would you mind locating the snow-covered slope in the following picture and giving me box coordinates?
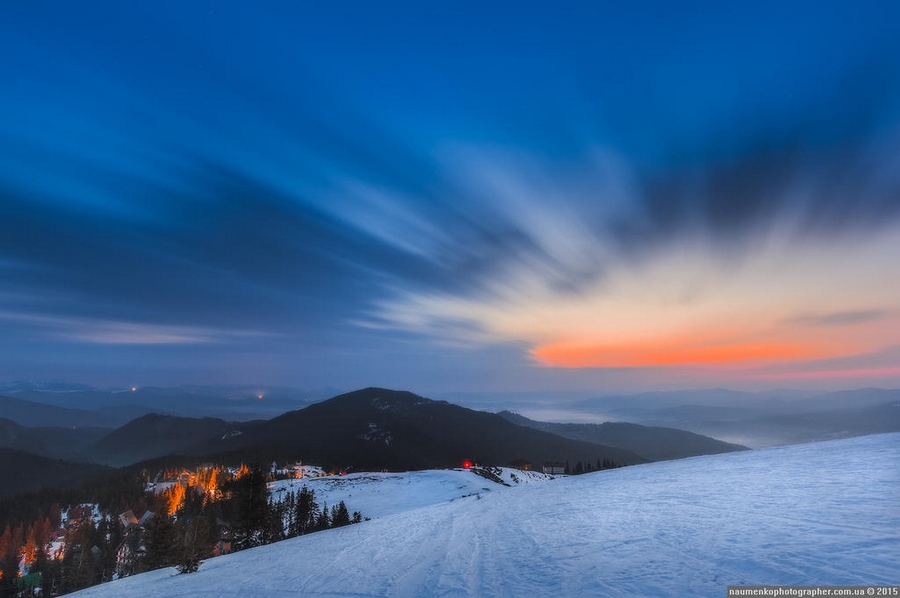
[268,466,554,520]
[72,434,899,598]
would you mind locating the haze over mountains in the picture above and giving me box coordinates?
[189,388,648,471]
[4,381,900,447]
[0,381,337,425]
[2,389,650,473]
[497,411,746,461]
[1,383,898,499]
[447,387,900,448]
[562,388,900,447]
[0,387,756,497]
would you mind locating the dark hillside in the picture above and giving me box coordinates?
[89,413,239,467]
[0,394,135,428]
[0,448,112,497]
[498,411,748,461]
[0,418,109,460]
[197,388,645,470]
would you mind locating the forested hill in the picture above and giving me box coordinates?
[0,448,111,497]
[498,411,747,461]
[197,387,646,470]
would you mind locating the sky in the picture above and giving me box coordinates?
[1,2,899,395]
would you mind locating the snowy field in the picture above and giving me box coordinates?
[268,466,555,520]
[71,433,899,598]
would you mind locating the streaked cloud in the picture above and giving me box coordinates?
[791,310,892,327]
[0,2,897,390]
[0,311,268,345]
[372,155,900,375]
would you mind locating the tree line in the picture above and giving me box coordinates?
[0,463,364,597]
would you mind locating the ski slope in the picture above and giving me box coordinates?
[268,466,555,519]
[72,433,900,598]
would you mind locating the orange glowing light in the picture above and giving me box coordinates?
[532,339,829,368]
[131,387,137,392]
[164,483,187,515]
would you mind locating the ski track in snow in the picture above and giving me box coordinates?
[71,433,900,598]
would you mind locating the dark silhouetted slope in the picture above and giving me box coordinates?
[0,418,109,460]
[497,411,748,461]
[198,388,646,470]
[0,394,134,428]
[0,448,112,497]
[89,413,239,467]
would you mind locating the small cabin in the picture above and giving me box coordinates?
[509,459,532,471]
[542,461,566,475]
[67,505,93,526]
[119,510,139,529]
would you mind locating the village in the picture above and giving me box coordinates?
[0,461,332,596]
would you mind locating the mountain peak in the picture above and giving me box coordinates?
[203,387,645,471]
[327,388,444,412]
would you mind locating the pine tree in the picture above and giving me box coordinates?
[293,487,318,536]
[283,491,296,538]
[262,498,285,544]
[227,463,269,550]
[73,542,97,590]
[59,519,100,592]
[23,525,38,566]
[330,502,351,528]
[177,517,209,574]
[315,503,330,531]
[0,525,12,564]
[144,515,180,570]
[95,515,119,583]
[0,529,18,598]
[35,548,57,597]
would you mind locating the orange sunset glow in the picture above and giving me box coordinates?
[380,224,900,386]
[2,1,898,394]
[532,340,830,369]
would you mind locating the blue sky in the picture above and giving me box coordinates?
[1,2,899,393]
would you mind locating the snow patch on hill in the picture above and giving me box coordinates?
[268,467,554,519]
[70,433,900,598]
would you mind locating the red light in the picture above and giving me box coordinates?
[462,460,473,469]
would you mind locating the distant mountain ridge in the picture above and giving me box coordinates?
[2,389,652,470]
[497,411,747,461]
[451,388,900,448]
[0,394,138,428]
[0,380,97,393]
[587,389,900,447]
[1,382,338,421]
[192,388,647,471]
[0,448,112,497]
[7,383,900,448]
[87,414,242,467]
[0,417,109,460]
[7,386,898,471]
